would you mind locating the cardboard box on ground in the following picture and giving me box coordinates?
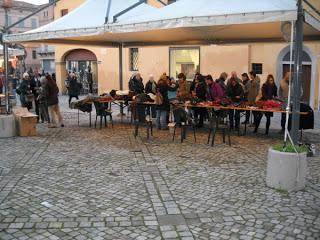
[12,107,38,137]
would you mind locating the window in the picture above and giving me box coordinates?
[32,50,37,59]
[129,48,139,71]
[251,63,263,75]
[31,18,37,29]
[61,9,68,17]
[18,17,24,28]
[170,48,200,80]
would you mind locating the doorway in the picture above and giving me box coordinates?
[283,64,311,103]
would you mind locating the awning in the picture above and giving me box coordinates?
[4,0,158,44]
[0,45,25,56]
[3,0,320,45]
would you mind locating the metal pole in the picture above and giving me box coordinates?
[3,6,10,114]
[3,42,10,113]
[291,0,304,144]
[119,43,124,118]
[119,44,123,90]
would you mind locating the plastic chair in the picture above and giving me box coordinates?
[207,110,231,147]
[172,108,196,143]
[93,101,113,129]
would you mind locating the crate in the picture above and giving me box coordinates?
[17,114,38,137]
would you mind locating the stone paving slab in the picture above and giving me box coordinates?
[0,96,319,239]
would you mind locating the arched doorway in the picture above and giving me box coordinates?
[276,46,317,108]
[64,49,98,94]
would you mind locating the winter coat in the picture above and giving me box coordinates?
[206,82,225,101]
[145,80,157,94]
[279,79,289,101]
[68,77,80,97]
[261,83,277,101]
[178,80,189,98]
[129,76,144,95]
[226,82,244,102]
[195,82,207,101]
[47,80,59,106]
[216,77,227,92]
[247,79,260,103]
[18,80,32,107]
[155,82,170,111]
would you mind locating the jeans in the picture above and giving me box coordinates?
[228,109,240,129]
[39,102,50,123]
[156,110,168,130]
[48,104,64,127]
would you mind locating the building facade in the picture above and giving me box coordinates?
[53,0,320,110]
[0,0,54,73]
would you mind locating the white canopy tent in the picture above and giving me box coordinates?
[4,0,159,45]
[0,45,24,56]
[4,0,320,45]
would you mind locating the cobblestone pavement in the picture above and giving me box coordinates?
[0,96,319,239]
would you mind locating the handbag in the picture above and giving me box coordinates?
[155,90,163,105]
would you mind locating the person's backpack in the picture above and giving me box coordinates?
[155,89,163,105]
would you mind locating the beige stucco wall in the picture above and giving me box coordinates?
[201,45,249,78]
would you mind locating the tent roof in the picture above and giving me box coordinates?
[5,0,158,43]
[4,0,320,45]
[0,45,25,56]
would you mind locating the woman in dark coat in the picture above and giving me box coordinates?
[155,76,170,130]
[68,73,80,105]
[254,74,278,135]
[193,75,207,127]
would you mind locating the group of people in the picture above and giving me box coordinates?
[129,70,291,134]
[17,71,64,128]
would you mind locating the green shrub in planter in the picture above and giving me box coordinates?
[273,144,308,153]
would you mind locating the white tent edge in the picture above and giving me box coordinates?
[4,10,299,43]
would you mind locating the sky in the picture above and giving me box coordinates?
[17,0,49,5]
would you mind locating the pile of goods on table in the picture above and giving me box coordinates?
[194,98,284,111]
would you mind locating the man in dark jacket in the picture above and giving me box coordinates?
[129,73,144,95]
[68,73,80,105]
[46,75,64,128]
[226,78,244,131]
[18,73,33,110]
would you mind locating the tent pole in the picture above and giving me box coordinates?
[119,43,124,116]
[3,42,10,114]
[291,0,304,144]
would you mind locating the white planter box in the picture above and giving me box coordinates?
[266,148,307,192]
[0,114,16,138]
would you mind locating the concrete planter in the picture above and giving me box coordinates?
[0,114,16,138]
[266,148,307,192]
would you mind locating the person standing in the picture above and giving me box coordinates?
[216,72,228,93]
[86,68,93,94]
[192,75,207,127]
[0,69,4,94]
[279,72,291,134]
[68,73,80,105]
[241,73,251,124]
[145,74,157,118]
[226,78,244,131]
[18,73,33,110]
[254,75,278,135]
[129,73,144,95]
[177,73,189,99]
[46,75,64,128]
[155,76,170,130]
[246,71,261,125]
[37,76,50,124]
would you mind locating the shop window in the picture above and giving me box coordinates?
[170,48,200,80]
[251,63,263,75]
[61,9,68,17]
[129,48,139,71]
[32,50,37,59]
